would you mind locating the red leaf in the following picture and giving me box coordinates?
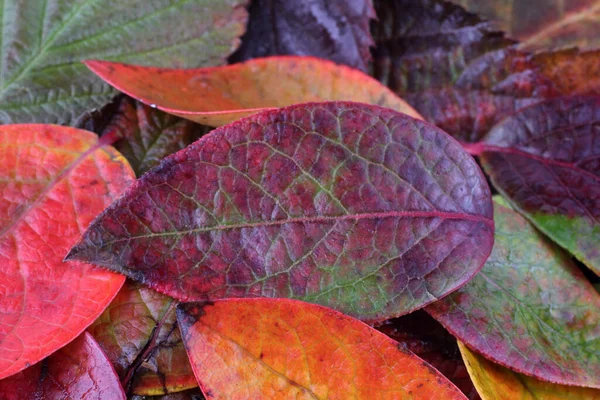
[177,298,467,399]
[0,125,134,379]
[66,101,494,322]
[478,96,600,275]
[84,56,422,127]
[0,332,126,399]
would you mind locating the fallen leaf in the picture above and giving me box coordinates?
[371,0,600,142]
[377,311,481,399]
[229,0,375,71]
[76,95,211,176]
[0,124,134,379]
[0,0,248,124]
[0,332,126,400]
[450,0,600,51]
[84,56,422,127]
[88,281,196,395]
[177,298,467,399]
[478,96,600,275]
[428,198,600,387]
[66,101,493,322]
[458,342,600,400]
[130,388,205,400]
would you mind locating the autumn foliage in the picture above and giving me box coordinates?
[0,0,598,399]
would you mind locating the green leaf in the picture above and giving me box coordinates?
[0,0,248,125]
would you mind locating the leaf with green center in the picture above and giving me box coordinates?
[477,96,600,275]
[84,56,422,127]
[458,342,600,400]
[76,95,211,176]
[66,101,494,322]
[177,298,467,399]
[0,0,248,125]
[449,0,600,52]
[371,0,600,142]
[427,198,600,387]
[229,0,375,71]
[0,333,126,400]
[0,124,134,379]
[88,281,196,395]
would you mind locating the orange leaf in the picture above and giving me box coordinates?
[84,56,422,127]
[177,298,467,399]
[0,125,134,379]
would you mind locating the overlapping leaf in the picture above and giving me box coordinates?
[427,199,600,387]
[66,102,493,322]
[0,125,134,379]
[450,0,600,51]
[76,95,211,176]
[177,298,467,399]
[84,56,422,127]
[88,281,196,395]
[229,0,375,71]
[371,0,600,142]
[459,342,600,400]
[0,0,248,125]
[478,96,600,275]
[0,333,126,400]
[377,311,480,399]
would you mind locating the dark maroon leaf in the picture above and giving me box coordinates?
[76,96,210,176]
[229,0,376,71]
[66,101,494,323]
[377,311,481,399]
[0,333,125,400]
[478,96,600,276]
[371,0,600,142]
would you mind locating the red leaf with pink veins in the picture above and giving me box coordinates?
[0,333,126,400]
[67,101,494,322]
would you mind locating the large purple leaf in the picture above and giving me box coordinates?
[66,101,494,322]
[478,96,600,275]
[427,198,600,388]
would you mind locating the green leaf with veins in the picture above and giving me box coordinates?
[0,0,248,125]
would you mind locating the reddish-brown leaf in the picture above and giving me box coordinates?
[76,95,211,176]
[178,298,467,399]
[229,0,376,71]
[88,281,196,395]
[66,101,494,323]
[372,0,600,142]
[477,96,600,276]
[0,125,134,379]
[84,56,422,127]
[0,332,126,400]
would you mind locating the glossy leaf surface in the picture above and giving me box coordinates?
[377,311,480,399]
[0,332,126,400]
[0,0,248,125]
[0,124,134,379]
[229,0,375,71]
[76,95,210,176]
[177,298,467,399]
[459,342,600,400]
[88,281,196,395]
[84,56,422,127]
[67,102,494,322]
[450,0,600,51]
[372,0,600,142]
[428,199,600,387]
[479,96,600,275]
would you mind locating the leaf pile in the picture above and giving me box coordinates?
[0,0,599,399]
